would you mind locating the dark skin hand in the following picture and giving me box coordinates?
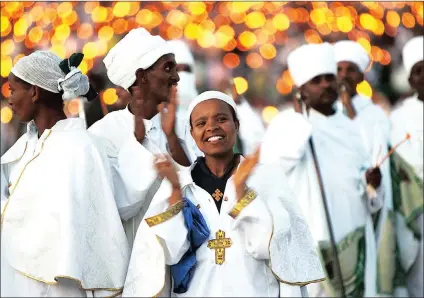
[365,167,382,189]
[154,154,183,206]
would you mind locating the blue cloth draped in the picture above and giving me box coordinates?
[170,198,210,294]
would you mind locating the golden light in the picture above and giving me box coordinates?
[223,39,237,51]
[245,11,266,29]
[98,26,114,41]
[238,31,257,49]
[50,44,66,59]
[273,13,290,31]
[360,13,377,31]
[112,19,128,35]
[261,106,279,125]
[136,9,153,26]
[54,24,70,41]
[1,55,13,78]
[128,2,140,16]
[102,88,118,105]
[215,31,233,48]
[62,10,78,26]
[310,9,326,25]
[29,5,44,22]
[255,29,269,45]
[84,2,99,14]
[317,24,332,35]
[356,81,373,98]
[233,77,248,94]
[1,106,13,124]
[1,16,10,34]
[96,40,109,56]
[197,30,214,48]
[113,2,130,18]
[184,23,201,40]
[167,26,183,39]
[282,69,294,86]
[373,19,385,36]
[14,17,28,36]
[188,2,206,16]
[57,2,73,19]
[246,53,263,69]
[304,29,322,44]
[83,42,98,59]
[28,26,43,43]
[337,16,353,33]
[276,79,292,95]
[357,37,371,54]
[1,39,14,56]
[5,2,22,14]
[380,49,391,65]
[371,46,383,62]
[79,60,88,75]
[150,12,164,29]
[223,53,240,69]
[402,12,415,28]
[229,12,247,24]
[91,6,108,23]
[167,10,186,28]
[77,23,94,40]
[259,44,276,60]
[230,2,252,14]
[2,82,11,98]
[386,10,400,28]
[201,20,216,32]
[13,53,24,65]
[263,20,277,35]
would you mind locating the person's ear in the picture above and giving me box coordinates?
[235,119,240,132]
[32,85,40,103]
[135,68,147,85]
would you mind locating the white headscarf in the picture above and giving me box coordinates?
[11,51,89,101]
[168,39,199,109]
[187,91,238,125]
[103,28,173,90]
[287,43,337,87]
[334,40,370,73]
[402,36,423,77]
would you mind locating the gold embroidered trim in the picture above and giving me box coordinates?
[1,131,52,227]
[228,188,257,219]
[145,201,184,227]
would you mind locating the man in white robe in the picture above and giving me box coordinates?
[390,35,424,298]
[121,91,325,297]
[1,51,129,297]
[261,43,384,297]
[88,28,200,247]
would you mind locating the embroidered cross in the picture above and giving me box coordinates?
[207,230,232,265]
[212,189,224,202]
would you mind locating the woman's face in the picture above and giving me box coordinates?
[7,73,36,122]
[190,99,238,158]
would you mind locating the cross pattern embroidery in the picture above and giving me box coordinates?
[207,230,232,265]
[212,189,224,202]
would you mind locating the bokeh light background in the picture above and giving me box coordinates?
[1,1,423,153]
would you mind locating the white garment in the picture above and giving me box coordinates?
[402,36,423,77]
[1,118,129,297]
[390,94,424,297]
[237,98,266,155]
[123,160,324,297]
[334,41,370,73]
[88,106,200,247]
[176,72,198,109]
[261,108,383,297]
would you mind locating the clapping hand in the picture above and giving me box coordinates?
[158,86,178,138]
[233,147,260,200]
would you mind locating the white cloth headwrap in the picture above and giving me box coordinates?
[402,36,423,76]
[187,91,238,125]
[167,39,195,66]
[288,42,337,87]
[11,51,89,101]
[104,28,173,90]
[334,40,370,73]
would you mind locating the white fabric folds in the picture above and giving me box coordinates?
[334,40,370,73]
[402,36,424,76]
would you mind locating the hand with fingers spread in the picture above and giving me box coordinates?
[365,166,382,189]
[131,86,146,143]
[159,86,178,138]
[154,154,182,205]
[233,147,261,200]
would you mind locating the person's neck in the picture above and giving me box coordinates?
[128,100,158,120]
[417,92,424,102]
[33,108,66,137]
[313,104,336,116]
[204,151,237,178]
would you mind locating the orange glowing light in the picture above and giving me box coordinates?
[276,79,292,95]
[83,42,98,60]
[238,31,257,49]
[188,2,206,16]
[98,26,114,41]
[402,12,415,28]
[77,23,93,40]
[1,39,14,56]
[112,19,128,35]
[91,6,107,23]
[113,2,130,18]
[245,11,266,29]
[233,77,248,94]
[273,13,290,31]
[259,44,276,60]
[1,82,11,98]
[337,16,353,33]
[387,10,400,28]
[223,53,240,69]
[1,55,13,78]
[13,54,24,65]
[136,9,153,26]
[102,88,118,105]
[57,2,73,19]
[246,53,263,69]
[84,2,99,14]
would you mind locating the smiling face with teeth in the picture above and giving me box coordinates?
[190,99,239,158]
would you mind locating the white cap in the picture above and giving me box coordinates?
[287,43,337,87]
[334,40,370,73]
[167,39,195,67]
[402,36,423,77]
[103,28,173,90]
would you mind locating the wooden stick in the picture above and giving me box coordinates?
[376,133,410,168]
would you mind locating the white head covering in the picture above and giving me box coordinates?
[167,39,195,66]
[11,51,89,101]
[103,28,173,90]
[334,40,370,73]
[287,43,337,87]
[187,91,238,125]
[402,36,424,77]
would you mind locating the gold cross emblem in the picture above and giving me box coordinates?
[207,230,232,265]
[212,189,224,202]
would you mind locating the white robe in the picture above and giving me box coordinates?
[88,105,200,247]
[1,118,129,297]
[390,94,423,297]
[261,108,383,297]
[122,159,325,297]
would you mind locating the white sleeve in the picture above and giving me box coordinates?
[1,164,10,214]
[144,179,190,265]
[280,283,303,297]
[229,191,273,260]
[260,110,312,172]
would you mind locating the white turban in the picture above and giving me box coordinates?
[287,43,337,87]
[167,39,195,66]
[103,28,173,90]
[11,51,89,101]
[334,40,370,73]
[187,91,238,125]
[402,36,423,77]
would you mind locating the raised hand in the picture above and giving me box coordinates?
[131,86,146,143]
[233,147,260,200]
[154,154,180,190]
[365,167,382,189]
[158,86,177,138]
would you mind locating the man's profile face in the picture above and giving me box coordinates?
[337,61,364,96]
